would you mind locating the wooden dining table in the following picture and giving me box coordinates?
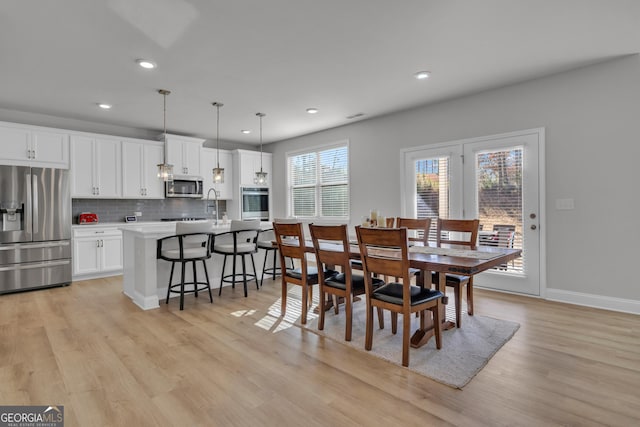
[288,237,522,348]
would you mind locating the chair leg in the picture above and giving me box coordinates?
[332,295,339,314]
[281,278,287,316]
[260,249,269,287]
[345,292,353,342]
[433,303,442,349]
[402,310,411,367]
[318,286,326,331]
[391,312,398,334]
[454,285,462,328]
[232,253,237,289]
[301,284,308,324]
[219,255,228,296]
[202,260,213,303]
[250,253,259,290]
[241,254,248,297]
[377,307,384,329]
[179,261,186,310]
[192,260,198,298]
[166,261,175,304]
[272,248,278,280]
[365,302,374,351]
[467,278,474,316]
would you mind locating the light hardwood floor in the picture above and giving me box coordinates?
[1,276,639,426]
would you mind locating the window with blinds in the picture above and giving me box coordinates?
[288,143,349,219]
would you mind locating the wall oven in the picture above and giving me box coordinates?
[165,176,203,198]
[241,187,269,221]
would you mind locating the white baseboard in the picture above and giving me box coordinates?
[546,288,640,315]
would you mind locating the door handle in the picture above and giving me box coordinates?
[32,174,39,235]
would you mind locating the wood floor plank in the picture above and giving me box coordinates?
[0,276,639,426]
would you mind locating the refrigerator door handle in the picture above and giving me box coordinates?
[25,172,33,238]
[0,259,70,272]
[32,173,39,235]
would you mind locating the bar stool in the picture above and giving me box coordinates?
[156,221,214,310]
[257,228,295,287]
[213,219,261,297]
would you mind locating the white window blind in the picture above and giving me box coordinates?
[288,144,349,219]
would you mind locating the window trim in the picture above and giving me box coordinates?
[286,139,350,221]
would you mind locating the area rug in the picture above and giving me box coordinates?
[273,288,519,389]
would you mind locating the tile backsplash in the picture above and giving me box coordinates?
[72,198,228,223]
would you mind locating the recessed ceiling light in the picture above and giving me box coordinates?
[414,70,431,80]
[98,103,112,110]
[241,130,251,134]
[136,59,157,69]
[306,108,319,114]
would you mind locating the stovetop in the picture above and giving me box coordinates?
[160,217,208,222]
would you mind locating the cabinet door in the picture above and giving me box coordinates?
[218,150,233,199]
[70,136,96,197]
[94,139,122,198]
[200,148,217,198]
[122,142,144,197]
[239,152,259,187]
[73,238,100,275]
[143,144,165,198]
[183,142,201,176]
[0,125,31,165]
[165,140,184,173]
[31,130,69,168]
[101,235,123,271]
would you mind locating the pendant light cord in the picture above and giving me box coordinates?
[257,112,265,172]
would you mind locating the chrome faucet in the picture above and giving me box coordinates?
[206,187,219,225]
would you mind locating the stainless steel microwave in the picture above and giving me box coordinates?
[165,176,204,198]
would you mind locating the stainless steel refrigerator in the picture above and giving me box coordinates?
[0,166,71,293]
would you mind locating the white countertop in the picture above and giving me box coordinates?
[118,220,273,238]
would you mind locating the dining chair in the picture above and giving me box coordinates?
[309,224,384,341]
[492,224,516,270]
[156,221,214,310]
[433,218,480,327]
[356,226,443,367]
[394,217,431,286]
[212,219,261,297]
[273,222,334,324]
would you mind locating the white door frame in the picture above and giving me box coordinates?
[400,128,546,297]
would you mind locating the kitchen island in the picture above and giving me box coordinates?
[121,221,272,310]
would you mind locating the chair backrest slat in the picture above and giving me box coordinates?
[436,219,480,249]
[356,226,410,282]
[309,224,350,271]
[395,217,431,245]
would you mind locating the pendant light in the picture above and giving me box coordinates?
[212,102,224,183]
[156,89,174,181]
[254,112,268,185]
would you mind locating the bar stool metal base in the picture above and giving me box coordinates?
[165,259,213,310]
[218,253,259,297]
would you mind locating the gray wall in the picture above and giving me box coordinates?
[269,54,640,304]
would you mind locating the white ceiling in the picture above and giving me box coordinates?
[1,0,639,144]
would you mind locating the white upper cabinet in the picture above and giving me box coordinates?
[164,135,204,176]
[201,147,233,200]
[70,135,121,198]
[122,140,164,198]
[235,149,272,187]
[0,122,69,168]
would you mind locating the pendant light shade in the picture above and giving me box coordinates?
[212,102,224,183]
[157,89,174,181]
[254,112,268,185]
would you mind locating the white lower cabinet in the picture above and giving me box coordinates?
[73,227,123,278]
